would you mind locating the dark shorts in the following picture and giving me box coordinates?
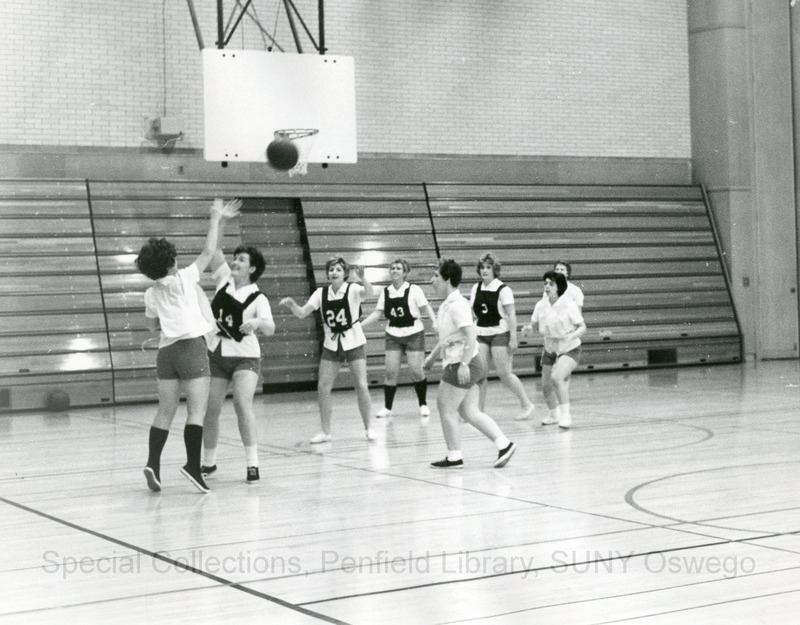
[477,332,510,348]
[541,346,582,367]
[441,354,487,389]
[321,343,367,364]
[156,337,210,380]
[209,343,261,380]
[385,330,425,353]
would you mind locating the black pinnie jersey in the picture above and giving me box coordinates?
[211,286,264,342]
[472,282,508,327]
[321,283,355,336]
[383,285,416,328]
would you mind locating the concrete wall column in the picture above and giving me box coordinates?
[689,0,799,359]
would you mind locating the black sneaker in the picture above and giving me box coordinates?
[494,442,517,468]
[200,464,217,475]
[431,457,464,469]
[246,466,260,483]
[144,466,161,492]
[180,465,210,493]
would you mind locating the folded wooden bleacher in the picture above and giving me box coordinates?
[0,179,742,411]
[425,183,742,372]
[0,180,113,410]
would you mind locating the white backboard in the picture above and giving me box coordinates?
[203,50,357,164]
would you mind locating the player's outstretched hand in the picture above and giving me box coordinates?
[349,264,365,281]
[222,198,242,220]
[210,198,242,220]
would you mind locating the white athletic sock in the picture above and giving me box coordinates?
[494,435,511,450]
[245,445,258,467]
[550,406,561,419]
[202,447,217,467]
[447,450,463,461]
[560,403,571,419]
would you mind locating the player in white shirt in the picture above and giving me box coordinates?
[136,198,240,493]
[523,271,586,429]
[424,258,516,469]
[362,258,438,419]
[469,253,535,420]
[200,243,275,484]
[281,257,375,444]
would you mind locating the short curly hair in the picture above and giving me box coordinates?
[477,252,501,278]
[390,257,410,275]
[233,245,266,283]
[325,257,349,275]
[438,258,463,287]
[136,238,177,280]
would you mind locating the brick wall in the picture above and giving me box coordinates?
[0,0,689,157]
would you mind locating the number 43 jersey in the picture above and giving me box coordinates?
[377,282,429,337]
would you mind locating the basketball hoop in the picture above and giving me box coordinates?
[270,128,318,176]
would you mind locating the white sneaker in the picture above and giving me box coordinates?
[419,405,431,417]
[376,407,392,418]
[541,415,558,425]
[514,405,535,421]
[558,415,572,429]
[310,432,332,444]
[365,428,376,441]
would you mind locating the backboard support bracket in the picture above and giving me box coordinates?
[185,0,326,54]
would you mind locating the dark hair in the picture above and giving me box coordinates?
[233,245,265,283]
[325,256,349,275]
[391,257,410,275]
[553,260,572,278]
[543,270,567,297]
[438,258,462,287]
[477,252,501,278]
[136,237,177,280]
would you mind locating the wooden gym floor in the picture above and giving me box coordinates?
[1,360,799,624]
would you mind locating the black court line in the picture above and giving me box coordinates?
[340,462,671,531]
[298,533,800,608]
[430,564,800,625]
[297,538,734,606]
[158,526,662,587]
[625,460,800,534]
[0,581,244,619]
[0,494,352,625]
[588,588,800,625]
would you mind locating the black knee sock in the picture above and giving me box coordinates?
[413,379,428,406]
[147,426,169,475]
[384,384,397,410]
[183,424,204,470]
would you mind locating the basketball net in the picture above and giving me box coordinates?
[274,128,319,176]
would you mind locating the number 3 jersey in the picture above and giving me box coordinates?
[307,281,368,351]
[469,278,514,336]
[207,263,273,357]
[375,282,429,337]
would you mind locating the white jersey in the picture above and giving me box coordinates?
[144,262,214,348]
[531,296,584,354]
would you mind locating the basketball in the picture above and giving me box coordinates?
[266,139,299,171]
[45,389,70,412]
